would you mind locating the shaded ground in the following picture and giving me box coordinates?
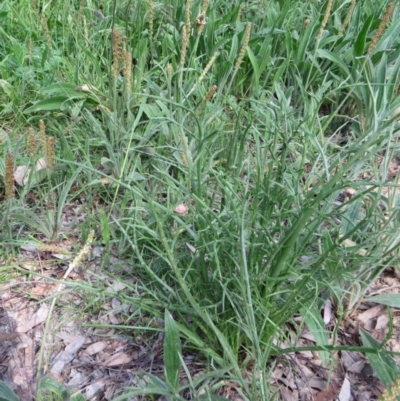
[1,244,399,400]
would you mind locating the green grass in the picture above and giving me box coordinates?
[1,0,400,399]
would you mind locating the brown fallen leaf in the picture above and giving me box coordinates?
[16,303,49,333]
[0,333,19,341]
[31,283,56,296]
[102,352,133,367]
[84,341,108,356]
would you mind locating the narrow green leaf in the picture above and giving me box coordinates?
[316,49,350,76]
[37,375,69,400]
[364,294,400,308]
[360,328,399,387]
[164,309,181,391]
[354,15,373,57]
[0,381,19,401]
[41,45,49,68]
[99,209,110,248]
[302,304,330,366]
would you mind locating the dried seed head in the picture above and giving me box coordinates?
[39,119,47,156]
[5,151,15,200]
[47,136,55,171]
[196,13,206,35]
[27,128,37,158]
[112,28,121,78]
[234,23,251,73]
[203,84,217,103]
[123,50,132,94]
[368,2,394,55]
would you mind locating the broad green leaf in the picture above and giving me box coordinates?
[24,96,70,113]
[164,309,181,391]
[364,294,400,308]
[360,328,399,387]
[0,381,19,401]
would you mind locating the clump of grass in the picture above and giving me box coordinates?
[3,0,400,399]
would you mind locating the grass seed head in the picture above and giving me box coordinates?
[185,0,191,36]
[5,151,15,200]
[198,52,218,86]
[237,4,242,22]
[69,230,95,270]
[39,119,47,156]
[28,37,33,64]
[203,84,217,103]
[112,28,121,79]
[47,136,55,171]
[368,2,394,54]
[234,23,251,73]
[148,0,154,40]
[338,0,356,37]
[42,15,52,49]
[180,25,188,68]
[317,0,334,41]
[27,128,37,158]
[123,50,132,94]
[166,63,174,76]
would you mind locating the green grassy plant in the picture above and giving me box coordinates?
[1,0,400,399]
